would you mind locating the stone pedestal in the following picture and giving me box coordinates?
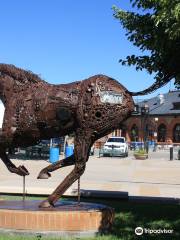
[0,200,114,237]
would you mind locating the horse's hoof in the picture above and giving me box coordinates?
[19,165,30,175]
[10,165,29,176]
[39,200,54,208]
[37,171,51,179]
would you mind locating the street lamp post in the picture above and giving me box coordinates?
[153,117,159,152]
[141,103,149,152]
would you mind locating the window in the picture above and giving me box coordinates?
[158,124,166,142]
[172,102,180,110]
[107,137,125,143]
[173,124,180,143]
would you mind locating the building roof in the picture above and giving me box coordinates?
[137,90,180,115]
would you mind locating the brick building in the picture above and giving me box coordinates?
[95,90,180,147]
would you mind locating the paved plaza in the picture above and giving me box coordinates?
[0,149,180,200]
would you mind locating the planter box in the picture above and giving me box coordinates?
[134,153,148,160]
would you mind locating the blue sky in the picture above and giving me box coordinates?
[0,0,174,99]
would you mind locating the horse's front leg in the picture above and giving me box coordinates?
[37,154,75,179]
[39,129,92,208]
[0,147,29,176]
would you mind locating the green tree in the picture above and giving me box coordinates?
[113,0,180,95]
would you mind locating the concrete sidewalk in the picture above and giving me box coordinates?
[0,150,180,200]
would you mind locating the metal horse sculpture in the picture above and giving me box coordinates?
[0,64,164,208]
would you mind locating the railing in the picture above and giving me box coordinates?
[128,141,180,151]
[156,142,180,151]
[25,145,50,159]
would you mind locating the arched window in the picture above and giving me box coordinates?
[173,124,180,143]
[158,124,166,142]
[130,124,139,141]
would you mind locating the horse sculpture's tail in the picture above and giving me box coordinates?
[128,76,172,96]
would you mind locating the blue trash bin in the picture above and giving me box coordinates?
[65,145,74,158]
[49,147,59,164]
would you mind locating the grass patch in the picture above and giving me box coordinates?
[0,195,180,239]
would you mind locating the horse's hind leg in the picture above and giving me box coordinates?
[39,130,92,208]
[37,154,75,179]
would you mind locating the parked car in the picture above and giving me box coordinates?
[102,137,128,157]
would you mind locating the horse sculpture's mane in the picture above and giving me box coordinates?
[0,64,45,84]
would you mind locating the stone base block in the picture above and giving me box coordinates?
[0,200,114,237]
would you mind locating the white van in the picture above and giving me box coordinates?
[103,137,128,157]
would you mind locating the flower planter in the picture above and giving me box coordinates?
[134,153,148,160]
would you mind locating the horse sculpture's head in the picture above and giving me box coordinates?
[0,70,9,104]
[0,64,47,105]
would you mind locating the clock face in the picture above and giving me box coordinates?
[99,91,123,104]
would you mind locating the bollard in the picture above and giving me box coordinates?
[178,149,180,160]
[170,146,173,161]
[145,141,149,153]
